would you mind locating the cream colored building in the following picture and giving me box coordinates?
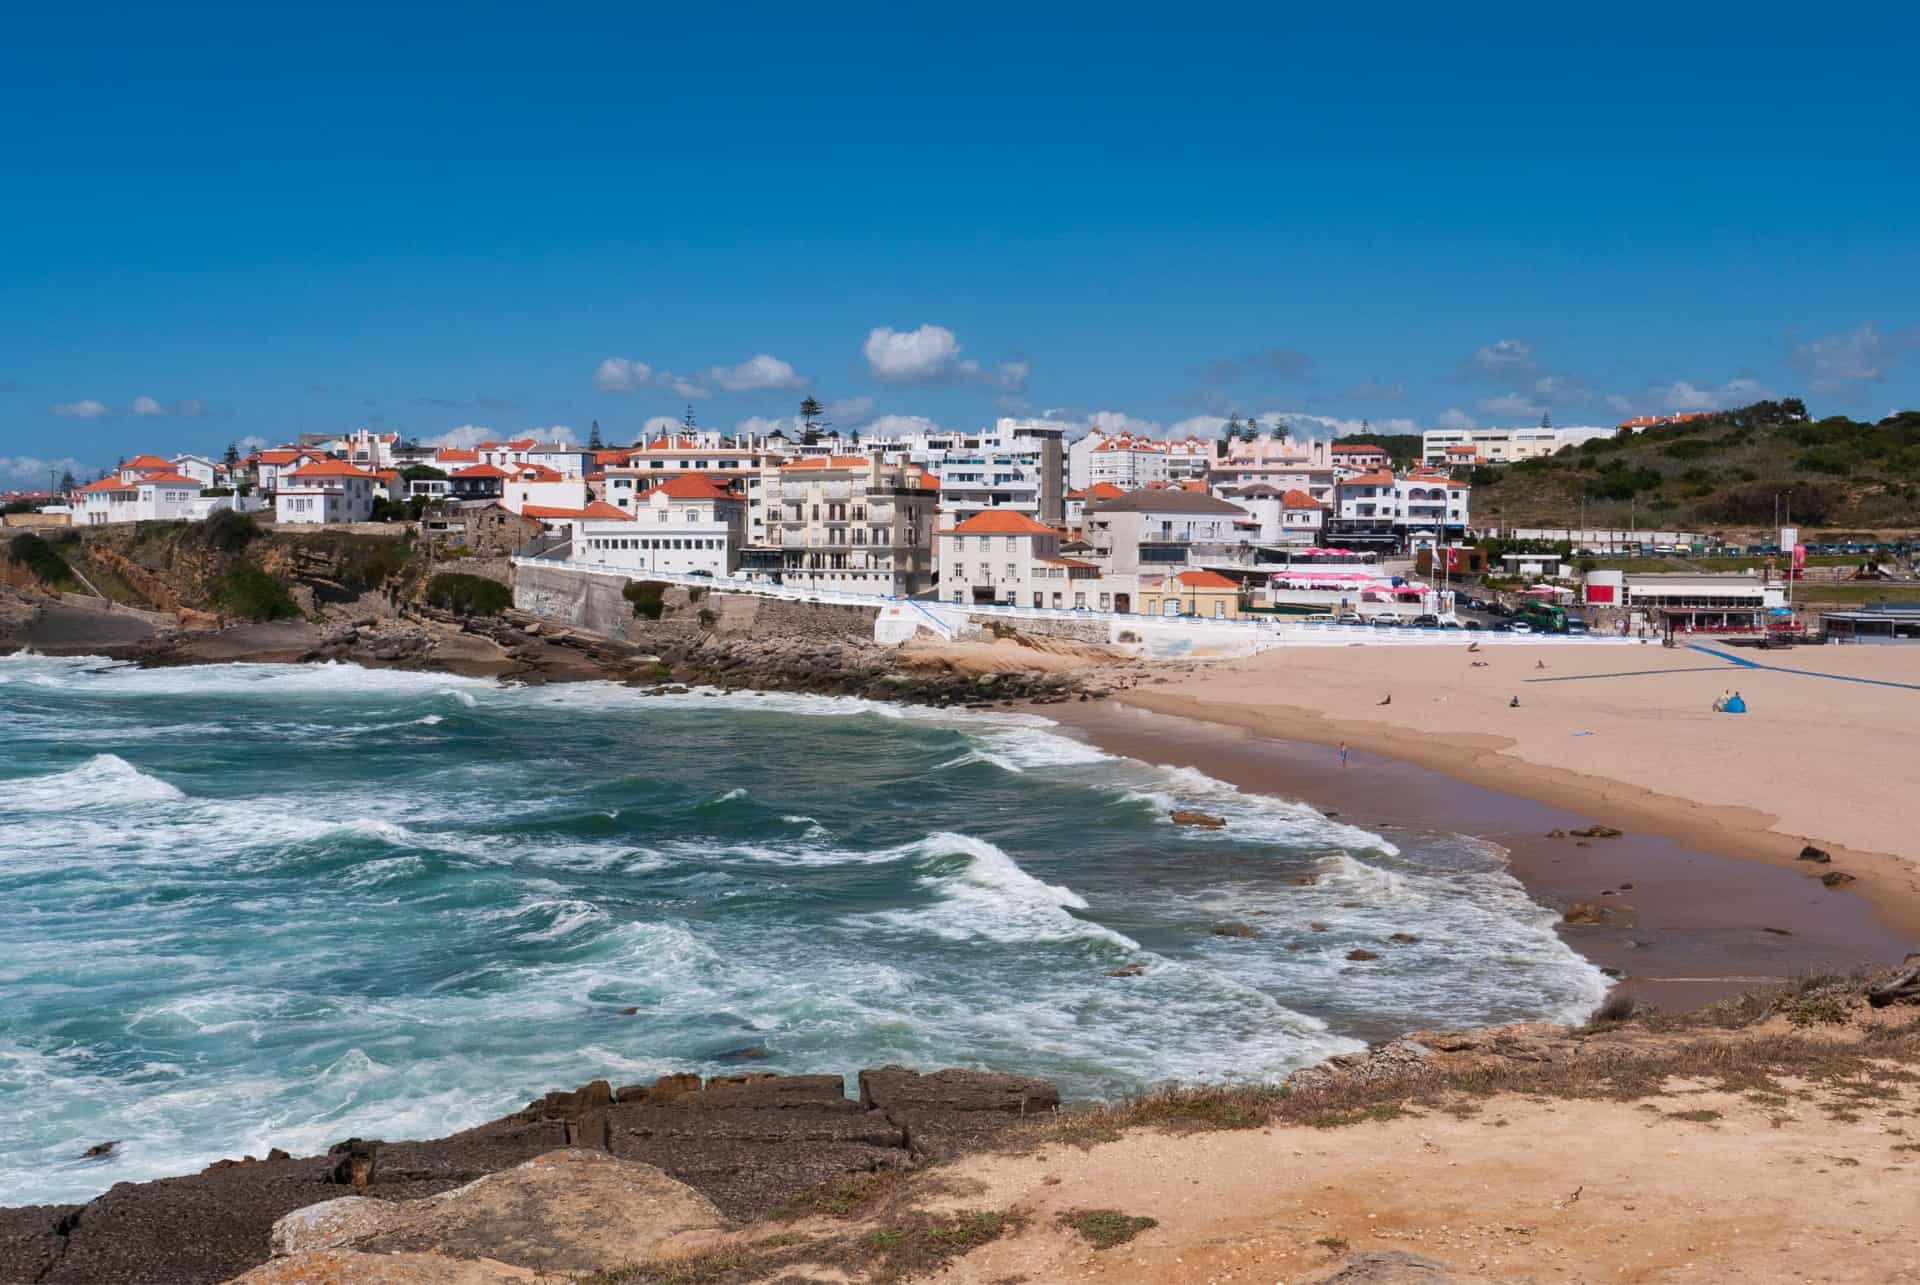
[750,456,937,595]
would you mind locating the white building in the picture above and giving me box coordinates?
[1327,470,1472,545]
[251,448,331,495]
[1069,431,1212,491]
[1217,484,1327,546]
[1419,425,1615,466]
[865,418,1067,526]
[606,433,781,542]
[496,464,590,517]
[170,454,224,486]
[572,474,747,577]
[329,429,401,471]
[275,460,378,524]
[74,472,207,525]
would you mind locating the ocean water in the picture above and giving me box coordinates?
[0,653,1606,1205]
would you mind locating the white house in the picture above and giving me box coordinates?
[570,474,747,577]
[170,454,224,486]
[252,448,331,495]
[524,444,594,479]
[496,464,590,516]
[74,472,207,525]
[1215,484,1327,546]
[275,459,378,524]
[329,429,401,471]
[1068,431,1213,491]
[1081,489,1250,575]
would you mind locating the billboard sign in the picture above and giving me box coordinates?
[1780,525,1798,552]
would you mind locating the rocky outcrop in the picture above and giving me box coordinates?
[2,1066,1056,1285]
[233,1249,541,1283]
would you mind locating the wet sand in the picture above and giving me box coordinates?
[1050,700,1913,1010]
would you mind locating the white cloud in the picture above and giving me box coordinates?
[1086,410,1164,436]
[827,396,874,425]
[864,414,948,437]
[530,424,576,444]
[425,424,496,450]
[1476,393,1546,420]
[131,395,165,417]
[1,455,85,484]
[1168,414,1226,438]
[176,398,206,417]
[1269,412,1417,439]
[594,358,652,392]
[1435,408,1477,430]
[985,359,1030,393]
[864,324,962,382]
[593,355,710,398]
[238,435,269,453]
[1607,377,1777,416]
[1471,339,1537,377]
[642,415,683,438]
[1789,323,1895,390]
[734,416,797,437]
[51,399,109,419]
[704,353,805,393]
[1530,374,1590,404]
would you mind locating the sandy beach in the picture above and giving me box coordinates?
[1088,640,1920,942]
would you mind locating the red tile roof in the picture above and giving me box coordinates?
[1175,569,1239,589]
[523,502,634,521]
[1331,443,1383,454]
[124,454,174,469]
[640,474,738,502]
[945,510,1061,536]
[435,448,481,464]
[1281,489,1327,509]
[508,464,567,482]
[452,463,511,478]
[779,456,873,470]
[77,478,129,493]
[285,459,379,480]
[134,472,202,486]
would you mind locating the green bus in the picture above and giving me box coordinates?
[1519,601,1569,633]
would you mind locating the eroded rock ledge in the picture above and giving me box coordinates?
[0,1066,1058,1285]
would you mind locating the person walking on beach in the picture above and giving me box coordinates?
[1339,742,1349,768]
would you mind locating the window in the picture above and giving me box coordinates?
[1032,592,1043,607]
[1098,593,1110,609]
[1213,600,1225,618]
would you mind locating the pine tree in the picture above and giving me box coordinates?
[588,420,604,450]
[58,469,77,492]
[223,442,240,468]
[1243,415,1261,441]
[799,396,826,433]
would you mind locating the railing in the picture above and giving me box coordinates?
[512,556,1643,643]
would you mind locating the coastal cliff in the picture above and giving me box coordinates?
[5,963,1915,1285]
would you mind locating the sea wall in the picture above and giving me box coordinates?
[513,562,880,648]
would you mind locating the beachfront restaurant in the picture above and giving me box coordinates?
[1819,603,1920,644]
[1617,573,1787,639]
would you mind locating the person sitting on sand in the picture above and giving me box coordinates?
[1510,696,1521,707]
[1467,640,1481,653]
[1712,689,1730,712]
[1535,659,1546,670]
[1378,694,1391,706]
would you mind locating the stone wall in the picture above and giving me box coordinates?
[958,614,1111,645]
[513,564,880,647]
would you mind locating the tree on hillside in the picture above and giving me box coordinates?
[588,420,604,450]
[799,396,826,434]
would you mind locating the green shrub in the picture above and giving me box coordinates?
[200,508,259,553]
[1797,447,1854,475]
[697,607,718,627]
[1662,438,1715,461]
[425,572,510,616]
[624,579,668,620]
[6,532,78,590]
[215,562,299,620]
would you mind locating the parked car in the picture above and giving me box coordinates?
[1370,612,1404,627]
[1565,618,1589,635]
[1509,619,1534,633]
[686,569,714,578]
[1334,612,1364,625]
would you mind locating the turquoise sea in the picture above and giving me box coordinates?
[0,654,1606,1205]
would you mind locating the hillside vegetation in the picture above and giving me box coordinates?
[1467,399,1920,534]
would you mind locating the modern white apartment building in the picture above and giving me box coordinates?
[1216,484,1327,546]
[608,432,786,543]
[1327,470,1472,544]
[866,418,1066,525]
[1419,425,1614,465]
[568,473,748,577]
[1068,430,1212,491]
[747,456,938,595]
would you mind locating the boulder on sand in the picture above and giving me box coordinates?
[1797,845,1832,864]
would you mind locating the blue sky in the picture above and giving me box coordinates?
[3,1,1916,481]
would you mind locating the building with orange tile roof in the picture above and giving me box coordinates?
[277,459,378,524]
[748,456,937,595]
